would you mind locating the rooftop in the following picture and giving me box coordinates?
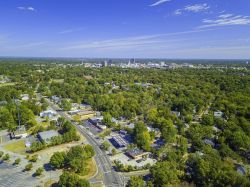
[126,148,144,157]
[112,135,128,147]
[38,130,59,142]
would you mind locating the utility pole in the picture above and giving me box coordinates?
[13,97,21,130]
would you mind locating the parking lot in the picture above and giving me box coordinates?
[0,130,10,144]
[0,161,43,187]
[83,121,103,135]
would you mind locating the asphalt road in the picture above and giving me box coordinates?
[46,99,123,187]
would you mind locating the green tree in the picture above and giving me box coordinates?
[150,161,181,186]
[0,107,16,131]
[30,141,46,152]
[83,144,95,158]
[66,145,85,161]
[19,105,37,129]
[201,114,214,126]
[50,151,66,169]
[60,99,72,111]
[102,112,113,127]
[111,148,117,155]
[161,119,177,143]
[133,122,151,151]
[128,176,145,187]
[69,158,87,174]
[59,171,90,187]
[101,141,111,151]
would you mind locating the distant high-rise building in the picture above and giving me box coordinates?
[108,60,113,64]
[102,60,108,67]
[129,58,135,64]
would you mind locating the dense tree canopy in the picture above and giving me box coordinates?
[0,62,249,186]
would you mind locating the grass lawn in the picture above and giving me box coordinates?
[4,139,27,155]
[91,184,104,187]
[79,158,98,179]
[44,179,56,187]
[40,121,50,128]
[73,114,81,122]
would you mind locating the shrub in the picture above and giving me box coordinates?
[34,167,44,176]
[30,154,38,162]
[0,151,4,158]
[2,153,10,161]
[14,158,21,165]
[25,163,33,171]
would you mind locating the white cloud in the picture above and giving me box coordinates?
[174,3,210,16]
[17,6,35,11]
[17,7,26,10]
[199,14,250,28]
[59,27,85,34]
[150,0,171,7]
[27,7,35,11]
[218,14,233,19]
[62,28,217,50]
[174,9,182,15]
[184,3,210,13]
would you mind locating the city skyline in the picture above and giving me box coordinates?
[0,0,250,59]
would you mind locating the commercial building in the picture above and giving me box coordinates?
[112,135,128,148]
[38,130,59,143]
[126,148,149,160]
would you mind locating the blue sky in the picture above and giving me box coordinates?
[0,0,250,59]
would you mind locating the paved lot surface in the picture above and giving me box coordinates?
[0,137,77,187]
[0,161,43,187]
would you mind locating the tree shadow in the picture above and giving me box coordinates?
[43,163,54,172]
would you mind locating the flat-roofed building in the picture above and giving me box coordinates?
[126,148,149,160]
[112,135,128,148]
[38,130,59,143]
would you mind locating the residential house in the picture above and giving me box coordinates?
[214,110,224,118]
[236,164,248,176]
[40,110,56,118]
